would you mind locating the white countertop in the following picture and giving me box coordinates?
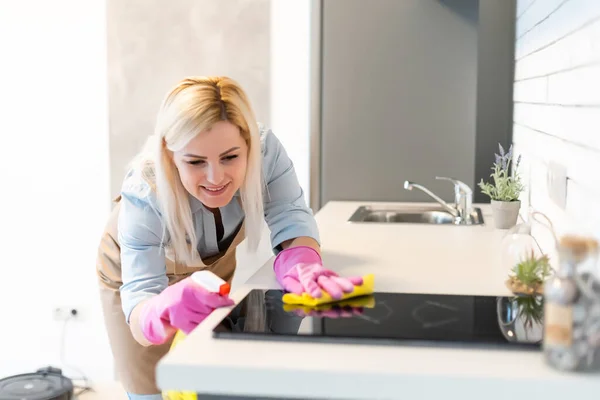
[157,201,600,399]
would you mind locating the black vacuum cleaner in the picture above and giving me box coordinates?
[0,366,74,400]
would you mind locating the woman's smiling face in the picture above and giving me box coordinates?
[172,120,248,209]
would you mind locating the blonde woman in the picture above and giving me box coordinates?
[96,76,362,400]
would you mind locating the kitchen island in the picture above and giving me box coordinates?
[156,201,600,399]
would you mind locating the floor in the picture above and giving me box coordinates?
[78,381,128,399]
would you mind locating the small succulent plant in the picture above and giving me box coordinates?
[512,251,551,286]
[478,143,525,202]
[506,250,552,296]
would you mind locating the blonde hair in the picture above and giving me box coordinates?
[132,76,264,265]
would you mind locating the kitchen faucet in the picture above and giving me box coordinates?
[404,177,474,224]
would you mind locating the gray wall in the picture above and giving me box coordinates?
[318,0,516,207]
[107,0,270,200]
[320,0,479,206]
[474,0,516,203]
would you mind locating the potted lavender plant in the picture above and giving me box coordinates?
[478,143,525,229]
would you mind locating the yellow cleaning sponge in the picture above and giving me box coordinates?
[281,274,375,307]
[282,293,376,315]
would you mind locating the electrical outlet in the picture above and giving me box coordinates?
[52,306,79,321]
[547,161,567,209]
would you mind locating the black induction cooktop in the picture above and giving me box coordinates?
[212,289,544,350]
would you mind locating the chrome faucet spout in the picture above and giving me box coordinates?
[403,181,459,218]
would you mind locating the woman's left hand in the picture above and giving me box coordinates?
[273,246,363,299]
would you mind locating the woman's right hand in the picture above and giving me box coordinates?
[138,276,234,345]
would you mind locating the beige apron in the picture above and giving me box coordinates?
[96,199,246,395]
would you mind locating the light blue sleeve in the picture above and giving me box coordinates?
[117,173,168,323]
[261,128,321,253]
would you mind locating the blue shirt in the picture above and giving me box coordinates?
[117,125,320,321]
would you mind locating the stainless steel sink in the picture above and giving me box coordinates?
[348,205,485,225]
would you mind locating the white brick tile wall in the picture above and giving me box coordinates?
[513,125,599,186]
[566,180,600,238]
[513,76,548,103]
[516,0,600,59]
[513,103,600,151]
[516,0,565,40]
[547,64,600,105]
[514,18,600,80]
[513,0,600,252]
[517,0,536,19]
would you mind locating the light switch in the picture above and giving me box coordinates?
[546,161,567,209]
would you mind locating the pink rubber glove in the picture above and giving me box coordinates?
[273,246,363,300]
[138,276,234,345]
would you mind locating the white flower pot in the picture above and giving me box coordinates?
[491,200,521,229]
